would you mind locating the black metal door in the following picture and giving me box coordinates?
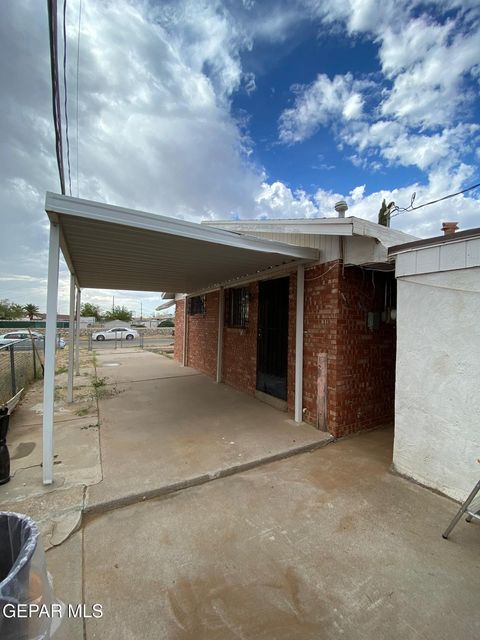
[256,277,289,400]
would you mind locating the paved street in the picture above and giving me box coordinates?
[84,335,174,349]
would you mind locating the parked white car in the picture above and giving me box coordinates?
[0,331,66,348]
[92,327,139,341]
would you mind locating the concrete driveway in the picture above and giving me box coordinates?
[47,427,480,640]
[86,349,332,511]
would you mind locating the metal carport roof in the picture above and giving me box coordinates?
[41,192,318,486]
[45,192,319,293]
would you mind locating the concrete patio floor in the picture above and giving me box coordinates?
[47,427,480,640]
[86,348,333,511]
[0,347,332,542]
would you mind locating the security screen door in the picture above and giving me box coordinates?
[256,277,289,401]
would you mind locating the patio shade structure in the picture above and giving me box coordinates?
[42,192,319,484]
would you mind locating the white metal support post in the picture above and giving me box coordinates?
[294,264,305,423]
[182,296,188,366]
[75,287,81,375]
[42,222,60,484]
[67,274,75,402]
[216,287,224,383]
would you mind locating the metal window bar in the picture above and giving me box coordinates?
[188,296,206,315]
[225,288,249,328]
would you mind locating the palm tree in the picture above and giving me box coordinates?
[24,303,39,320]
[378,199,395,227]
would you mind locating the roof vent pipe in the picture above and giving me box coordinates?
[334,200,348,218]
[441,222,459,235]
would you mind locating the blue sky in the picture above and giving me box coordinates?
[233,30,424,195]
[0,0,479,313]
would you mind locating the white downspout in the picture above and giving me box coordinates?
[216,287,224,383]
[294,264,305,423]
[67,274,75,402]
[42,222,60,484]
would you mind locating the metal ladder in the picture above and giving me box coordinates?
[442,480,480,539]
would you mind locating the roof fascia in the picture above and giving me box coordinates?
[389,227,480,255]
[45,192,318,261]
[203,218,354,236]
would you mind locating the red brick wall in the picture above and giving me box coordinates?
[185,291,219,378]
[174,263,396,439]
[222,282,258,394]
[287,261,395,438]
[174,299,184,362]
[289,262,342,427]
[333,267,396,436]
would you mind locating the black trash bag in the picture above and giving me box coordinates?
[0,408,10,485]
[0,512,63,639]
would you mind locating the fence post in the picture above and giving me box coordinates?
[33,343,37,380]
[9,345,16,397]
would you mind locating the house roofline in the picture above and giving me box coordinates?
[389,227,480,256]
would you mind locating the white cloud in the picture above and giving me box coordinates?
[278,0,480,216]
[0,0,267,311]
[305,0,408,36]
[244,71,256,94]
[279,73,366,143]
[344,121,480,172]
[255,181,319,218]
[380,22,480,128]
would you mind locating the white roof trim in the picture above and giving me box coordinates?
[203,218,354,236]
[203,216,418,245]
[156,299,176,311]
[46,193,317,260]
[45,193,319,293]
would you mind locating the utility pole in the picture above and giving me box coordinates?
[140,302,143,321]
[112,296,114,312]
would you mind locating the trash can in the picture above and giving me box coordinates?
[0,512,63,639]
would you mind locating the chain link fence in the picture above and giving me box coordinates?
[0,339,44,406]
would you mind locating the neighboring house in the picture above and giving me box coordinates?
[131,317,171,328]
[174,211,417,439]
[104,320,131,330]
[80,316,96,327]
[389,224,480,501]
[38,313,70,322]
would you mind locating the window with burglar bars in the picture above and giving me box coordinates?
[225,288,249,328]
[188,296,206,315]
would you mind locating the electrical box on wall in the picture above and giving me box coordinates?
[382,308,397,323]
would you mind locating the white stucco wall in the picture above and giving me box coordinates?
[393,266,480,501]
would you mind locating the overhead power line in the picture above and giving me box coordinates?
[75,0,82,197]
[47,0,65,194]
[63,0,72,195]
[391,181,480,218]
